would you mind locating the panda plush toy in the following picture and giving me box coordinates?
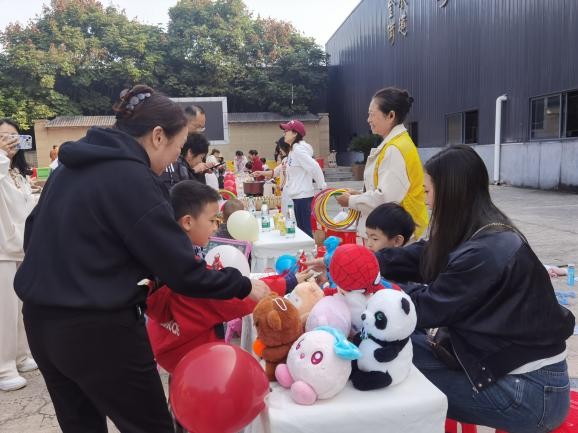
[350,289,417,391]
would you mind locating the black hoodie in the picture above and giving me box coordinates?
[14,127,251,310]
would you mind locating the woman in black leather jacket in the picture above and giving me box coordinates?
[377,145,574,433]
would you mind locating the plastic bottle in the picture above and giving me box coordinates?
[247,197,256,216]
[261,203,270,232]
[568,264,575,287]
[286,204,296,238]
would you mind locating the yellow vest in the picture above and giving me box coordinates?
[373,131,429,239]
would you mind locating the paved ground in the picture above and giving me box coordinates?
[1,184,577,433]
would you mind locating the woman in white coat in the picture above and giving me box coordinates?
[336,87,428,241]
[281,120,326,237]
[0,119,38,391]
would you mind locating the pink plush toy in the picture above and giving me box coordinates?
[305,293,351,337]
[275,326,360,405]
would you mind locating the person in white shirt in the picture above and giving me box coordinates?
[280,120,326,237]
[205,148,220,190]
[0,119,38,392]
[234,150,248,174]
[336,87,428,241]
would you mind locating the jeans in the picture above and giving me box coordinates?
[412,333,570,433]
[293,196,313,237]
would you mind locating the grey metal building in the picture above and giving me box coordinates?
[326,0,578,190]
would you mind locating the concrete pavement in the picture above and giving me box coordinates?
[1,184,577,433]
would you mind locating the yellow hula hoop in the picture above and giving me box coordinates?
[313,188,360,231]
[219,189,237,200]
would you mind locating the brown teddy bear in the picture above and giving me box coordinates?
[252,295,303,381]
[285,281,324,325]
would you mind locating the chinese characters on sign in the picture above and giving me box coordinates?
[386,1,448,44]
[386,0,409,44]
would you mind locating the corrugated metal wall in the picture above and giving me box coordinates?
[326,0,578,150]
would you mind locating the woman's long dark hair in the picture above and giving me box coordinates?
[420,145,515,281]
[0,118,31,176]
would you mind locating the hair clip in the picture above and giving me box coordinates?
[125,92,151,111]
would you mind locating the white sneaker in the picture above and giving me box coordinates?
[0,375,27,391]
[17,357,38,373]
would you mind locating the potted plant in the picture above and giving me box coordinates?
[348,134,381,180]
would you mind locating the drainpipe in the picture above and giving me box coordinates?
[493,94,507,184]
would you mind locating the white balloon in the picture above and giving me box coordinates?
[205,245,251,277]
[227,210,259,242]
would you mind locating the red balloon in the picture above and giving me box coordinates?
[170,343,269,433]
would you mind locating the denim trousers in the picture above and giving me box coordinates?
[292,196,313,237]
[412,333,570,433]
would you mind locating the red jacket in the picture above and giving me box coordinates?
[146,275,290,373]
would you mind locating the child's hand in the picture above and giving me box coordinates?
[295,269,315,283]
[248,279,271,302]
[303,257,326,273]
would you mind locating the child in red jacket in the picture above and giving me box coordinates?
[146,181,310,373]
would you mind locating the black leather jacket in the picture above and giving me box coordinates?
[159,156,205,188]
[376,229,575,391]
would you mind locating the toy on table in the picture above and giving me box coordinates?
[329,244,391,333]
[323,236,342,293]
[351,289,417,391]
[275,326,360,405]
[210,254,224,271]
[298,249,308,272]
[285,281,324,325]
[305,293,351,337]
[252,295,303,381]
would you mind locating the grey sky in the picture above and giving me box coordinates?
[0,0,360,47]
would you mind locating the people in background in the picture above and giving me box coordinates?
[260,157,269,171]
[0,118,38,392]
[160,133,214,188]
[184,105,206,134]
[336,87,428,242]
[214,199,245,239]
[204,148,221,190]
[14,85,270,432]
[49,145,59,162]
[234,150,248,174]
[248,149,264,180]
[281,120,326,237]
[253,138,291,213]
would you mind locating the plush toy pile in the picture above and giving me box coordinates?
[249,243,417,405]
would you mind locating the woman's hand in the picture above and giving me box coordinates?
[252,170,273,179]
[248,279,271,302]
[347,189,362,195]
[335,192,351,207]
[0,134,18,158]
[193,162,212,174]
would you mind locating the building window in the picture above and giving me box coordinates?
[531,95,561,139]
[446,113,462,145]
[446,110,478,145]
[530,90,578,140]
[565,90,578,138]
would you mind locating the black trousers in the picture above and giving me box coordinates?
[292,196,313,237]
[23,303,174,433]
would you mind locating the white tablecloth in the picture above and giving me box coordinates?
[251,227,316,272]
[245,366,447,433]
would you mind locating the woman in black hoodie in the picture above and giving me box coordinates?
[14,85,270,433]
